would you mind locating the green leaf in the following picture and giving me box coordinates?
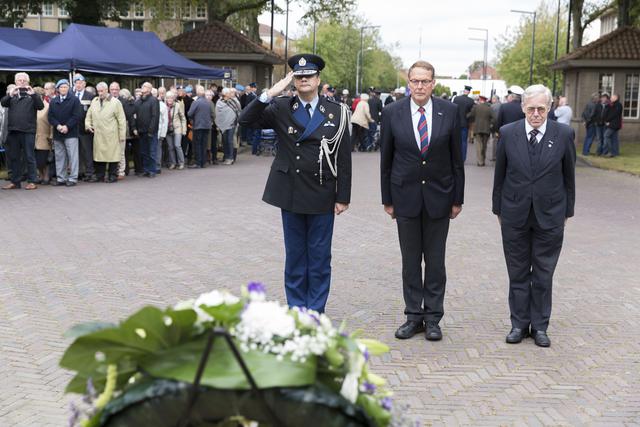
[199,301,244,325]
[141,336,316,389]
[356,339,390,356]
[64,321,116,339]
[357,394,391,427]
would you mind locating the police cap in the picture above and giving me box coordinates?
[288,53,325,76]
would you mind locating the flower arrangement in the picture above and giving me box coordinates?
[61,283,408,427]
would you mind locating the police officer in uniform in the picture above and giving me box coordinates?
[239,53,352,313]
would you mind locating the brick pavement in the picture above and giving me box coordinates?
[0,148,639,426]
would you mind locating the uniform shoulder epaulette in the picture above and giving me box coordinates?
[326,98,342,106]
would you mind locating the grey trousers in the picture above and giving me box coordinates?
[54,137,79,183]
[156,137,165,170]
[166,133,184,166]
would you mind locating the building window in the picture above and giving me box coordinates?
[133,2,144,18]
[195,4,206,18]
[42,3,54,16]
[163,2,175,18]
[623,74,639,119]
[58,5,68,17]
[182,20,205,33]
[121,20,144,31]
[599,73,614,95]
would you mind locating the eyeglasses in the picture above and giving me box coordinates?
[409,79,433,87]
[525,106,547,114]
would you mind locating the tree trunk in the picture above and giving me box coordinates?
[618,0,631,27]
[571,0,584,50]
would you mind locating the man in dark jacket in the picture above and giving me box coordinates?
[135,82,160,177]
[367,88,383,150]
[187,85,213,168]
[496,86,526,131]
[580,93,602,156]
[0,72,44,190]
[48,79,83,186]
[72,73,97,182]
[603,93,623,157]
[452,85,475,162]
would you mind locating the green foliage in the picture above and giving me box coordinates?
[0,1,41,27]
[496,3,568,89]
[432,83,451,97]
[296,21,405,93]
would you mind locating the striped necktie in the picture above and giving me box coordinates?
[418,106,429,156]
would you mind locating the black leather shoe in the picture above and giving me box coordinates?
[532,330,551,347]
[425,321,442,341]
[394,320,424,339]
[506,327,529,344]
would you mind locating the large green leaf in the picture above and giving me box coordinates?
[64,321,117,339]
[141,336,316,390]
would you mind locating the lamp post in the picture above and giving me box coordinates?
[356,25,380,95]
[511,9,537,85]
[469,27,488,95]
[284,0,290,78]
[552,0,561,95]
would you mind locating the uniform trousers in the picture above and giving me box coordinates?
[53,137,79,183]
[281,210,335,313]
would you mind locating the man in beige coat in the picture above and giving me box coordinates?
[85,82,126,183]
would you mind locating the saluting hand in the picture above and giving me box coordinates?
[267,72,294,99]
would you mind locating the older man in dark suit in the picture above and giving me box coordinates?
[492,84,576,348]
[381,60,465,341]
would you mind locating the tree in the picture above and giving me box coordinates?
[496,3,568,89]
[0,1,42,27]
[295,20,404,92]
[432,83,451,97]
[58,0,130,26]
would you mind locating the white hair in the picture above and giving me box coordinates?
[221,87,231,96]
[196,85,205,96]
[142,82,153,89]
[14,72,30,83]
[120,88,132,100]
[151,88,158,97]
[165,91,176,99]
[44,82,55,90]
[522,84,552,107]
[360,93,369,101]
[96,82,108,90]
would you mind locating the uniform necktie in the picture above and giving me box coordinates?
[528,129,539,145]
[305,103,312,119]
[418,106,429,156]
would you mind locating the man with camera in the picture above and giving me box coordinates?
[0,72,44,190]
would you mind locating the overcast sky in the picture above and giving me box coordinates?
[259,0,600,77]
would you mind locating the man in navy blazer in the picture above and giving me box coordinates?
[492,84,576,347]
[381,60,465,341]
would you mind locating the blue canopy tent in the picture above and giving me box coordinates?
[34,24,225,79]
[0,27,58,50]
[0,38,68,72]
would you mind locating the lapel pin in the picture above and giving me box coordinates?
[329,113,334,119]
[293,102,299,110]
[288,126,294,134]
[319,105,326,113]
[437,112,443,116]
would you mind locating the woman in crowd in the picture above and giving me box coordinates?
[215,88,240,165]
[351,93,373,152]
[165,90,187,170]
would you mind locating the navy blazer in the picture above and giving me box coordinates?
[380,96,465,219]
[492,119,576,230]
[48,95,82,139]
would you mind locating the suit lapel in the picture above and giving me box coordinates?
[297,98,326,142]
[515,122,533,178]
[429,98,442,147]
[536,121,559,175]
[291,98,309,128]
[399,98,420,155]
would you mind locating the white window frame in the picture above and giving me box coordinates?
[58,5,68,17]
[195,4,206,18]
[163,2,175,19]
[623,73,639,119]
[599,73,615,96]
[42,3,54,16]
[133,2,145,18]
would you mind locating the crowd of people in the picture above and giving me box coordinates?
[0,72,261,190]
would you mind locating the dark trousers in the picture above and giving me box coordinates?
[193,129,209,167]
[281,210,335,313]
[396,209,450,323]
[222,128,234,161]
[139,133,156,175]
[595,125,605,155]
[460,127,469,162]
[125,138,143,175]
[501,209,564,332]
[211,125,218,163]
[94,161,118,181]
[6,131,36,185]
[352,125,367,151]
[251,128,261,155]
[367,122,377,149]
[582,124,596,155]
[78,132,94,177]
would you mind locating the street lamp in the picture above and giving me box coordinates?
[552,0,561,95]
[511,9,537,86]
[356,25,380,95]
[469,27,489,96]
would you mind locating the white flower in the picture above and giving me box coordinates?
[236,301,296,345]
[195,290,239,308]
[173,299,195,311]
[340,372,359,403]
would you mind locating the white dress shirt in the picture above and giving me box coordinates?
[411,97,432,149]
[525,119,547,144]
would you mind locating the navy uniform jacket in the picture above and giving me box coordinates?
[239,96,352,215]
[380,96,465,219]
[496,100,526,129]
[492,119,576,230]
[452,94,475,128]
